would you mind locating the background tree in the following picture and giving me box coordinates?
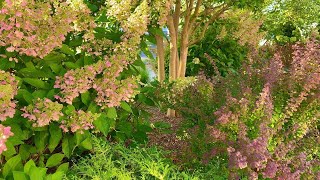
[147,0,264,116]
[262,0,320,44]
[260,0,320,67]
[186,9,265,78]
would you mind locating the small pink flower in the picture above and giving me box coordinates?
[6,46,15,52]
[0,124,14,155]
[105,61,112,67]
[16,12,22,17]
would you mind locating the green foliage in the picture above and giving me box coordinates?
[67,136,194,180]
[187,20,248,77]
[0,1,156,178]
[67,136,230,180]
[262,0,320,43]
[191,156,230,180]
[1,157,66,180]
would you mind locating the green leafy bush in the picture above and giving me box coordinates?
[67,136,200,180]
[0,0,152,178]
[187,19,249,77]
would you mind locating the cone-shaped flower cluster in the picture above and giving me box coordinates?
[0,71,18,121]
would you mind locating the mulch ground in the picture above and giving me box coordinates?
[146,107,191,164]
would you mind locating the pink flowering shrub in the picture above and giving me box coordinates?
[208,38,320,179]
[0,0,150,178]
[165,38,319,178]
[0,0,95,58]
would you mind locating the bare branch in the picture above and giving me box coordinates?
[189,3,225,37]
[173,0,181,39]
[188,4,230,46]
[190,0,202,23]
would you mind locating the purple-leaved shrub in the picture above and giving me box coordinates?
[208,38,320,179]
[160,37,319,179]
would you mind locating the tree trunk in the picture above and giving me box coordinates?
[167,15,178,117]
[178,36,189,78]
[178,3,191,78]
[155,35,165,82]
[167,16,178,81]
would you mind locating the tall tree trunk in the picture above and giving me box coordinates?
[167,15,178,117]
[178,1,192,78]
[178,35,189,77]
[155,35,165,82]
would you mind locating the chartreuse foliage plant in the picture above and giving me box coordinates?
[67,136,232,180]
[66,136,199,180]
[0,0,153,179]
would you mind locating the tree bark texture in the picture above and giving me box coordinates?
[155,35,165,82]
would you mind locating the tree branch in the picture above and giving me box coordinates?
[189,0,202,26]
[173,0,181,35]
[155,35,165,82]
[167,15,178,80]
[190,3,226,33]
[188,4,230,46]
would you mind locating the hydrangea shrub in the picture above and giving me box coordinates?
[0,0,149,178]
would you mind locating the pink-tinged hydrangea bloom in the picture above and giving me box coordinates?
[0,0,95,58]
[0,124,14,155]
[60,110,99,133]
[54,63,102,104]
[150,0,173,26]
[107,0,149,40]
[54,0,149,109]
[21,98,63,127]
[0,71,18,121]
[94,76,139,109]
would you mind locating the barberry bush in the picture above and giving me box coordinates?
[160,37,320,179]
[0,0,150,178]
[216,38,320,179]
